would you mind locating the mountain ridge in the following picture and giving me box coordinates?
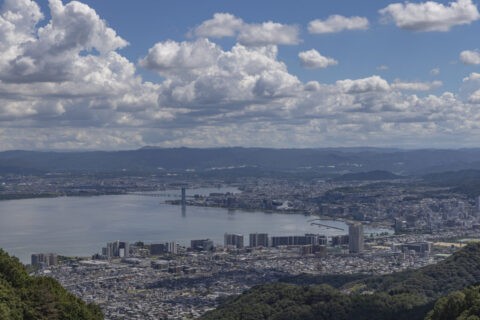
[1,147,480,175]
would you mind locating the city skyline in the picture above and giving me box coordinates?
[1,0,480,150]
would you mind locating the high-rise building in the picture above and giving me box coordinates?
[103,240,129,258]
[349,223,364,253]
[191,239,214,251]
[224,233,244,249]
[150,243,167,255]
[167,242,178,254]
[31,253,58,267]
[249,233,269,247]
[181,187,186,206]
[119,241,129,258]
[270,234,324,247]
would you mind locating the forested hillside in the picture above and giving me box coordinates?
[0,249,103,320]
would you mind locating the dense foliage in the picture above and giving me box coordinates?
[0,249,103,320]
[201,243,480,320]
[426,286,480,320]
[361,243,480,298]
[202,283,431,320]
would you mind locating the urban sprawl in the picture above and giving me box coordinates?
[7,173,480,319]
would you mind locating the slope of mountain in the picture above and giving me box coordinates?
[0,249,103,320]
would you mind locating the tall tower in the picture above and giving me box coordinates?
[348,223,364,253]
[181,187,186,206]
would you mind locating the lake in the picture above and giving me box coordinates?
[0,187,391,263]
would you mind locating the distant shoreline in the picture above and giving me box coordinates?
[0,191,126,201]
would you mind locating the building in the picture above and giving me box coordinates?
[119,241,129,258]
[331,235,349,246]
[150,243,167,255]
[249,233,269,247]
[167,242,178,254]
[191,239,214,251]
[270,234,324,247]
[31,253,58,267]
[102,240,129,258]
[149,242,177,255]
[224,233,244,249]
[181,187,186,206]
[348,223,364,253]
[395,242,431,257]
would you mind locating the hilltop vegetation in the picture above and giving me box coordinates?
[0,249,103,320]
[201,243,480,320]
[202,283,431,320]
[426,286,480,320]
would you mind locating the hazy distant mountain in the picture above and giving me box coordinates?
[1,147,480,175]
[334,170,404,181]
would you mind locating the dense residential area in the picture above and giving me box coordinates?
[3,148,480,318]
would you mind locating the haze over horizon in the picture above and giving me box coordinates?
[1,0,480,150]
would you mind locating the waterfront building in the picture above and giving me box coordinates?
[249,233,269,247]
[270,234,324,247]
[181,187,186,206]
[331,235,349,246]
[31,253,58,267]
[349,223,364,253]
[191,239,214,251]
[224,233,244,249]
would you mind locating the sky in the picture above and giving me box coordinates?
[1,0,480,150]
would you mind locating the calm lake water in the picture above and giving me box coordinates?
[0,187,391,263]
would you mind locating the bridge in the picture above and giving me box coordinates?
[129,192,195,198]
[308,218,345,231]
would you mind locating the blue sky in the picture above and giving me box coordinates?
[1,0,480,150]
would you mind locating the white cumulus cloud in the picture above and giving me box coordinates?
[379,0,480,32]
[1,2,480,149]
[0,0,167,127]
[139,38,221,74]
[460,50,480,64]
[191,13,300,46]
[336,76,391,93]
[141,39,301,108]
[298,49,338,69]
[237,21,300,46]
[463,72,480,82]
[392,80,443,91]
[192,13,243,38]
[308,15,369,34]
